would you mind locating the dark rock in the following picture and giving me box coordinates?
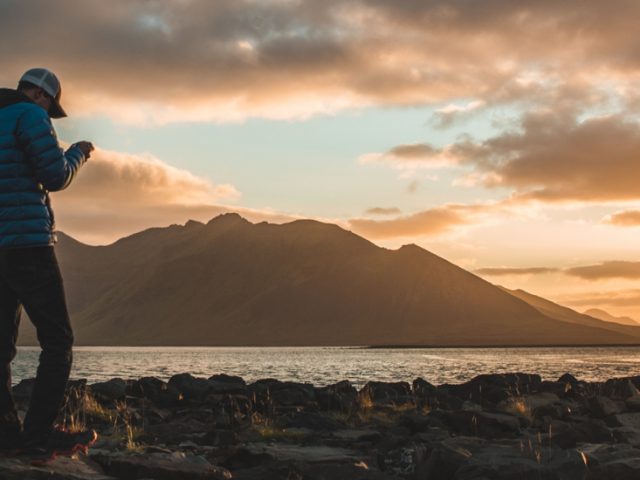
[90,378,128,402]
[144,418,210,445]
[276,411,345,431]
[248,379,316,409]
[221,447,274,470]
[539,380,570,397]
[127,376,182,407]
[558,373,580,384]
[399,411,431,434]
[233,462,395,480]
[626,395,640,411]
[602,378,640,400]
[582,443,640,480]
[604,412,640,429]
[417,436,588,480]
[589,396,627,417]
[548,418,614,448]
[126,376,163,397]
[415,437,479,480]
[412,377,437,408]
[359,381,414,407]
[209,374,246,385]
[202,429,239,447]
[429,410,522,439]
[315,380,358,412]
[169,373,212,402]
[207,375,248,395]
[454,443,588,480]
[0,455,115,479]
[272,383,316,407]
[93,451,232,479]
[440,373,542,406]
[206,393,253,419]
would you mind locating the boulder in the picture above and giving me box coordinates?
[358,381,413,407]
[417,436,588,480]
[589,396,627,418]
[315,380,358,412]
[0,456,115,480]
[276,411,345,431]
[126,376,182,407]
[90,378,128,402]
[582,443,640,480]
[93,451,232,480]
[548,419,614,448]
[429,410,522,439]
[602,378,640,400]
[249,379,316,408]
[604,412,640,429]
[440,373,542,406]
[168,373,212,402]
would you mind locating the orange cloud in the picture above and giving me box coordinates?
[475,267,558,276]
[605,210,640,227]
[365,207,402,216]
[51,148,298,244]
[366,111,640,203]
[348,204,489,239]
[2,1,639,123]
[565,261,640,281]
[559,289,640,308]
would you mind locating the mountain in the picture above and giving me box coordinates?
[584,308,638,326]
[17,214,640,346]
[502,288,640,337]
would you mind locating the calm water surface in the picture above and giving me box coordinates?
[12,346,640,387]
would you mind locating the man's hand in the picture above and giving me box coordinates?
[75,141,95,160]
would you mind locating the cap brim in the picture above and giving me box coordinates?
[49,99,67,119]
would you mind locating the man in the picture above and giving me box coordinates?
[0,68,97,456]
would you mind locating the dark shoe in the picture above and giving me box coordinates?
[24,426,98,460]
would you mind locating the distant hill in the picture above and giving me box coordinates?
[502,288,640,337]
[17,214,640,346]
[584,308,638,326]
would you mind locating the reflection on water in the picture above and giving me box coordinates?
[11,346,640,387]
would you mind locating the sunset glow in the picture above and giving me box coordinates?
[4,0,640,319]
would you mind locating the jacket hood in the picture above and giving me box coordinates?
[0,88,34,110]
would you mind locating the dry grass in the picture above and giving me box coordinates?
[501,397,533,422]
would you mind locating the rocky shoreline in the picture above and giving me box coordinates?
[4,372,640,479]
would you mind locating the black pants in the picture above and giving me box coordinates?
[0,246,73,442]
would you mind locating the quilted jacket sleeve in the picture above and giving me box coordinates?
[15,105,86,192]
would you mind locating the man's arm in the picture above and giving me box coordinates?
[16,106,88,192]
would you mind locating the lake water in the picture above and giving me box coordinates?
[12,346,640,387]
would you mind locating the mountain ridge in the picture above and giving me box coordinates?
[17,214,640,346]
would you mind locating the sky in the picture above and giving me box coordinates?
[3,0,640,319]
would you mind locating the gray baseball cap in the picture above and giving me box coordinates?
[19,68,67,118]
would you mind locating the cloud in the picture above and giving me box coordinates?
[565,261,640,281]
[51,148,297,243]
[559,290,640,308]
[2,0,640,123]
[475,267,558,276]
[365,207,402,216]
[348,204,490,239]
[432,100,485,128]
[605,210,640,227]
[364,111,640,203]
[359,143,461,169]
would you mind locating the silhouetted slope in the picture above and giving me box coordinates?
[503,288,640,337]
[17,214,640,346]
[584,308,638,326]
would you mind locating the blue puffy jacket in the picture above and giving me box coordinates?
[0,88,86,248]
